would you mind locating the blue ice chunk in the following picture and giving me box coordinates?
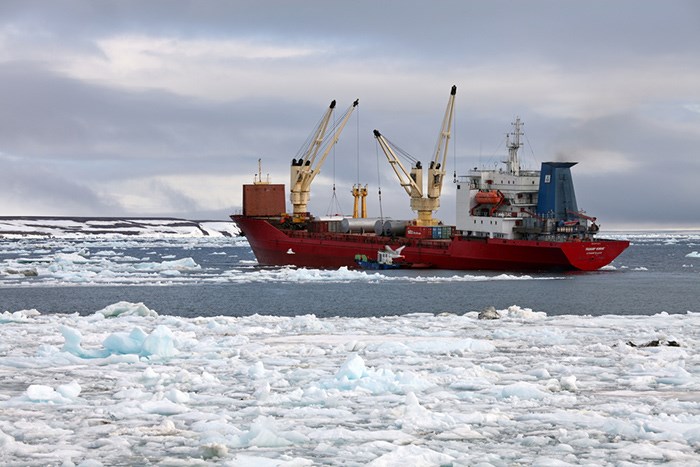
[103,327,148,355]
[141,325,178,357]
[60,326,110,359]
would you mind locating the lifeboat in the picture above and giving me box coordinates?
[475,190,504,204]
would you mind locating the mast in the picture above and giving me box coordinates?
[506,117,523,176]
[254,158,269,185]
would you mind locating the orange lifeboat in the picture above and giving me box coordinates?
[475,190,504,204]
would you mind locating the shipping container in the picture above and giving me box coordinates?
[308,221,329,233]
[406,226,433,239]
[242,184,285,217]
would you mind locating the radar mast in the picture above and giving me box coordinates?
[506,117,523,176]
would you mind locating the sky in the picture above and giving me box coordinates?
[0,0,698,229]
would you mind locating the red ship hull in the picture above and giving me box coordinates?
[232,216,629,272]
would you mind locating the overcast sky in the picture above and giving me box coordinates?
[0,1,698,229]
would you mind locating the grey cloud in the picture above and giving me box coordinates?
[0,62,316,177]
[0,158,121,215]
[3,1,698,64]
[0,1,698,227]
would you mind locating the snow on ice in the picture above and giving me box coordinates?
[0,217,240,238]
[1,302,699,465]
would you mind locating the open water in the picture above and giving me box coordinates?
[2,230,700,466]
[0,231,698,317]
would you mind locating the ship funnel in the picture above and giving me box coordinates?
[536,162,579,220]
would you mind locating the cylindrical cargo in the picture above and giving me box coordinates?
[328,220,342,233]
[382,220,408,236]
[340,217,386,234]
[374,219,385,235]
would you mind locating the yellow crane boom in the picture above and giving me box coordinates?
[373,85,457,226]
[290,98,359,219]
[428,84,456,200]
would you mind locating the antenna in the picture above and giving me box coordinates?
[507,117,523,176]
[254,158,270,185]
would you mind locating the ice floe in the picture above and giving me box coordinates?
[0,303,698,465]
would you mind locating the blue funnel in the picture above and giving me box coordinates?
[536,162,578,220]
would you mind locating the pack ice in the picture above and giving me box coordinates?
[1,302,699,466]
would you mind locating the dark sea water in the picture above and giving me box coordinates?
[1,232,698,317]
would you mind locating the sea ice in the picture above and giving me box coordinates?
[0,217,240,238]
[96,301,159,318]
[498,381,550,400]
[102,327,148,354]
[336,353,366,380]
[0,305,699,465]
[0,308,41,323]
[141,325,178,357]
[61,320,178,359]
[141,399,189,415]
[368,444,455,466]
[25,384,65,403]
[0,234,569,288]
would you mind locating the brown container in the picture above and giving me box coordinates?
[242,184,285,216]
[309,221,329,233]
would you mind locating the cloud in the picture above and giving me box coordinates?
[0,158,120,216]
[0,1,698,226]
[683,103,700,114]
[99,174,252,217]
[56,34,328,100]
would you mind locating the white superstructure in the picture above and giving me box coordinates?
[456,118,540,239]
[456,118,601,241]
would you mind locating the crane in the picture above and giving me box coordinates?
[289,98,359,220]
[373,85,457,226]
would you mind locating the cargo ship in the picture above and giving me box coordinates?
[232,87,629,271]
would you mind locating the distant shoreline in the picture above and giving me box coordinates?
[0,217,239,238]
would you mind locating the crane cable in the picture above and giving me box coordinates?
[375,138,384,221]
[452,109,457,182]
[326,108,343,216]
[356,104,360,186]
